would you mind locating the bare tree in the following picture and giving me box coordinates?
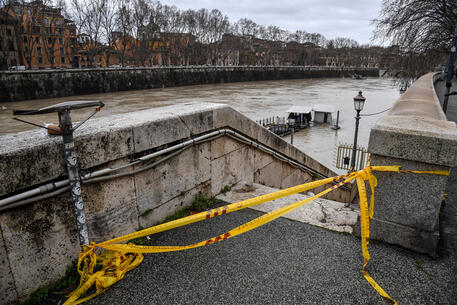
[115,0,133,66]
[327,37,360,48]
[372,0,457,53]
[100,0,117,66]
[70,0,104,66]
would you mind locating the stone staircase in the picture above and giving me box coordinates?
[216,181,359,234]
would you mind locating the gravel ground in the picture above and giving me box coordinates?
[84,206,457,305]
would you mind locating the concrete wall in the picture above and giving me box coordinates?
[0,66,379,102]
[366,73,457,255]
[0,103,352,303]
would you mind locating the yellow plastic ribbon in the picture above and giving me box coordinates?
[63,165,449,305]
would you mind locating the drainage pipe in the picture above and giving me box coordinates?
[0,128,342,211]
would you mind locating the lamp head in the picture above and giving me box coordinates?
[353,91,366,111]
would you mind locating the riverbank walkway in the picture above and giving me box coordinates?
[84,202,456,303]
[435,78,457,258]
[82,81,457,305]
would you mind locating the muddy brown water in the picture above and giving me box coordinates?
[0,77,400,173]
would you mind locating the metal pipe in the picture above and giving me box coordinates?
[59,109,89,246]
[0,128,342,211]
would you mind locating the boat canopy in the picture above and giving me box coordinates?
[286,106,313,114]
[312,104,335,113]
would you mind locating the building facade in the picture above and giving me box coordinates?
[1,0,77,69]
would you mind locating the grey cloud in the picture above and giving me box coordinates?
[159,0,383,43]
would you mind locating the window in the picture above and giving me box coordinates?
[44,27,51,35]
[15,7,22,14]
[38,57,42,64]
[8,40,14,51]
[6,29,12,36]
[32,26,40,34]
[56,28,62,35]
[44,18,50,25]
[61,57,65,63]
[35,37,40,43]
[48,38,53,44]
[60,48,64,55]
[36,46,41,54]
[23,36,28,43]
[58,38,63,44]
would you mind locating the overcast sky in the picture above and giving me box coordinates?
[159,0,383,44]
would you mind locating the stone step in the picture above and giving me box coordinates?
[216,181,359,234]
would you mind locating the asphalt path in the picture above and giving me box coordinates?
[85,206,457,305]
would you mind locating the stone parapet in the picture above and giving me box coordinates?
[367,72,457,255]
[0,66,379,102]
[0,103,351,303]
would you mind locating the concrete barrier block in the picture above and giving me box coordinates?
[353,217,439,255]
[253,149,275,172]
[369,116,457,167]
[131,110,191,153]
[0,195,80,298]
[139,181,211,228]
[281,167,312,189]
[254,159,283,188]
[0,229,17,304]
[0,131,64,196]
[211,136,244,160]
[369,155,447,232]
[211,145,254,196]
[171,103,217,135]
[135,143,211,217]
[212,106,259,139]
[366,73,456,255]
[83,174,139,242]
[74,127,134,171]
[0,120,135,197]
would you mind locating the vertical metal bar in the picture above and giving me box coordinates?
[291,125,294,144]
[350,111,361,171]
[59,110,89,246]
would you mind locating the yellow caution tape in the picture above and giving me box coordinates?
[63,165,449,305]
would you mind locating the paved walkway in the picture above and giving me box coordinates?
[85,205,456,305]
[434,78,457,256]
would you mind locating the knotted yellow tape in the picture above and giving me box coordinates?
[63,165,449,305]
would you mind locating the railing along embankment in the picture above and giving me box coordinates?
[365,72,457,255]
[0,103,351,304]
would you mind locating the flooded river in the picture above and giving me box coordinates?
[0,77,400,173]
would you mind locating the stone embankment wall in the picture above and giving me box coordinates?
[0,104,352,303]
[0,66,379,102]
[365,72,457,255]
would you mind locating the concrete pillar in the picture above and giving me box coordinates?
[365,73,457,255]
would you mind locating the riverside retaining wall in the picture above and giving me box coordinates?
[0,103,353,303]
[365,73,457,255]
[0,66,378,102]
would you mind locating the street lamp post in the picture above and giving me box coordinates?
[351,91,366,171]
